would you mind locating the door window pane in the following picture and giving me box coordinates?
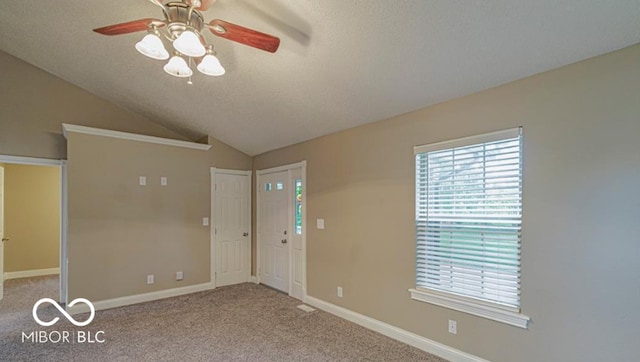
[295,179,303,235]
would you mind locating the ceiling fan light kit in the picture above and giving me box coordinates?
[164,54,193,77]
[173,30,206,57]
[198,52,225,76]
[135,33,170,60]
[94,0,280,83]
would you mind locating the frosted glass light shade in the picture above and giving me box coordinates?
[135,34,169,60]
[197,54,225,76]
[173,31,206,57]
[163,55,193,77]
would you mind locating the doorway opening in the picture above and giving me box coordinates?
[0,155,67,305]
[256,161,306,300]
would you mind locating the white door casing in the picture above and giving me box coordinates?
[0,165,4,300]
[211,169,251,288]
[60,161,68,305]
[0,155,67,304]
[257,161,307,299]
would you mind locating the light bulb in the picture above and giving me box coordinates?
[173,31,206,57]
[197,54,225,76]
[135,33,169,60]
[163,55,193,77]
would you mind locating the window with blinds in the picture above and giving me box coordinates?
[414,128,522,310]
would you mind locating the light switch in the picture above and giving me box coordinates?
[139,176,147,186]
[317,219,325,229]
[160,177,167,186]
[202,217,209,226]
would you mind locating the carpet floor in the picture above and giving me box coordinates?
[0,276,448,362]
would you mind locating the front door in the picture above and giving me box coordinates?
[259,171,289,292]
[213,170,251,287]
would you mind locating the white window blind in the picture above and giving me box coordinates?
[414,128,523,309]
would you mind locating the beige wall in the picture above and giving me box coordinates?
[3,164,60,272]
[0,49,252,301]
[0,51,189,160]
[67,132,251,301]
[253,43,640,361]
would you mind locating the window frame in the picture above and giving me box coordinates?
[410,128,530,329]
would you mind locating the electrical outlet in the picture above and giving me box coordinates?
[160,177,168,186]
[147,274,154,285]
[317,219,325,229]
[448,320,457,334]
[202,217,209,226]
[176,271,184,281]
[139,176,147,186]
[337,286,343,298]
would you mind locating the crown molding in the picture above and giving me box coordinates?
[62,124,211,151]
[0,155,64,166]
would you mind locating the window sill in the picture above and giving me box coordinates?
[409,288,530,329]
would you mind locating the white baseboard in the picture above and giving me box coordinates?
[249,276,259,284]
[4,267,60,280]
[67,282,215,315]
[303,295,490,362]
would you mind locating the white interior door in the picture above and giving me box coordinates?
[259,171,289,292]
[212,169,251,287]
[0,165,4,300]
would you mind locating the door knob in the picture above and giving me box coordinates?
[1,237,8,242]
[243,232,249,237]
[281,239,287,244]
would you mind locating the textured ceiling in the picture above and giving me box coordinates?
[1,1,639,156]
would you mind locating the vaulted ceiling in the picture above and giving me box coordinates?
[1,1,639,155]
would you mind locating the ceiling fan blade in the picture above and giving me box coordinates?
[93,18,164,36]
[208,19,280,53]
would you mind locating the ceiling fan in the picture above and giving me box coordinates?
[93,0,280,81]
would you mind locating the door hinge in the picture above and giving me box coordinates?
[215,183,217,191]
[214,228,217,235]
